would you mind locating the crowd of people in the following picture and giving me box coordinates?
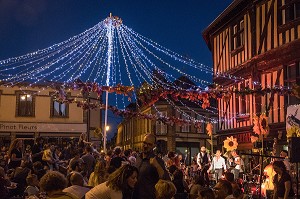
[0,133,296,199]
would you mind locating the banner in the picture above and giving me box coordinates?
[286,104,300,138]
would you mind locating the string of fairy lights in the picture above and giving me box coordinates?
[0,15,293,126]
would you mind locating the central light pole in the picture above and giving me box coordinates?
[103,14,122,152]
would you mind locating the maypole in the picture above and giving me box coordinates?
[103,13,122,152]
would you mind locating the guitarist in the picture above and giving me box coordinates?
[196,146,211,187]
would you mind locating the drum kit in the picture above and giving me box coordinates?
[240,164,275,199]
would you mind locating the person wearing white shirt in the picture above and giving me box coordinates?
[208,150,226,182]
[229,150,244,180]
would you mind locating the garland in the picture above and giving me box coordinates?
[54,95,206,128]
[137,85,294,109]
[55,80,295,110]
[57,79,134,100]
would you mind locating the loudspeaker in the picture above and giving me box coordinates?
[288,137,300,163]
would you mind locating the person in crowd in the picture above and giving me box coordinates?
[0,166,11,199]
[197,146,211,187]
[24,174,40,197]
[104,151,112,170]
[224,172,243,198]
[279,150,291,173]
[229,150,244,180]
[166,151,178,168]
[61,143,73,161]
[208,149,226,182]
[155,179,177,199]
[67,160,86,186]
[68,149,84,173]
[199,188,216,199]
[32,161,47,180]
[128,151,137,165]
[39,171,77,199]
[172,169,189,195]
[189,174,205,199]
[12,160,33,196]
[42,144,56,171]
[81,145,96,178]
[213,179,235,199]
[86,164,138,199]
[133,133,170,199]
[31,137,44,163]
[109,147,125,171]
[88,160,108,187]
[123,149,131,163]
[168,165,178,180]
[78,132,92,150]
[8,138,23,169]
[0,146,8,170]
[272,160,294,199]
[63,172,90,199]
[190,158,198,177]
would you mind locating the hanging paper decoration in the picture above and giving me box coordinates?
[93,127,102,138]
[253,114,269,136]
[223,136,238,151]
[206,123,213,137]
[250,135,259,143]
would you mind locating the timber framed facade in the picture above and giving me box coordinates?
[203,0,300,148]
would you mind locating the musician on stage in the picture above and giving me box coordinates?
[229,150,244,180]
[272,160,294,199]
[208,149,226,182]
[279,150,291,173]
[196,146,211,187]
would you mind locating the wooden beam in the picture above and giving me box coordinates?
[266,69,282,117]
[258,0,275,54]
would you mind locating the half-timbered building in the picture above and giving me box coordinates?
[203,0,300,150]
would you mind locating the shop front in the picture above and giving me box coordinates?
[0,122,87,147]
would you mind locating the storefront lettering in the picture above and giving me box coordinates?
[0,123,37,131]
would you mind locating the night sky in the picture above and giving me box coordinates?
[0,0,233,66]
[0,0,233,138]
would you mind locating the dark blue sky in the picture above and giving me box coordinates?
[0,0,233,138]
[0,0,233,66]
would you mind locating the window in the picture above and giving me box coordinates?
[278,0,300,25]
[285,63,300,105]
[231,19,244,50]
[16,92,35,117]
[196,115,205,133]
[156,111,167,135]
[181,113,190,132]
[236,81,250,119]
[50,93,69,117]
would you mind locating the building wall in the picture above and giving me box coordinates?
[0,85,101,147]
[117,101,217,159]
[204,0,300,147]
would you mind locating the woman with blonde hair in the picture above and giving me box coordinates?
[88,160,108,187]
[155,179,177,199]
[86,164,138,199]
[8,139,23,169]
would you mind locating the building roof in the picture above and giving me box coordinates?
[202,0,247,50]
